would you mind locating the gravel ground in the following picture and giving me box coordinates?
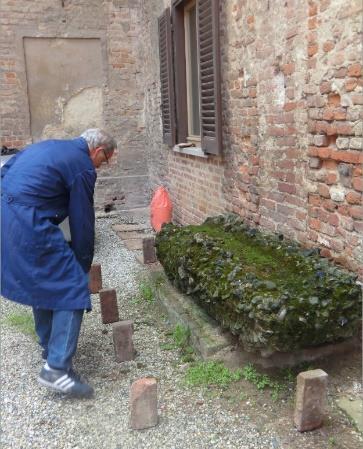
[1,216,278,449]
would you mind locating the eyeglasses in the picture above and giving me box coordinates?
[102,148,109,164]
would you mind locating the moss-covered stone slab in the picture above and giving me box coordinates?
[336,396,363,433]
[147,270,359,368]
[156,214,362,354]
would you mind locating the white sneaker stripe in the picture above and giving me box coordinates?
[58,378,73,389]
[63,381,75,391]
[54,374,69,386]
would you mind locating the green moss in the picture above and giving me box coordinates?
[156,214,362,353]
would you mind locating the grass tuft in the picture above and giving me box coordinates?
[138,281,155,302]
[4,311,36,340]
[185,361,242,388]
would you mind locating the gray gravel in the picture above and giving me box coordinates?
[1,216,278,449]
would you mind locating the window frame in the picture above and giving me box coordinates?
[159,0,222,156]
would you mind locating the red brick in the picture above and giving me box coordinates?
[142,237,157,264]
[249,87,257,98]
[348,63,362,77]
[345,79,358,92]
[89,264,102,294]
[308,44,318,57]
[326,172,338,184]
[323,160,337,170]
[336,123,353,135]
[100,289,119,324]
[333,108,347,121]
[282,63,295,75]
[326,124,338,136]
[308,194,322,206]
[322,108,334,120]
[322,199,336,212]
[130,378,158,430]
[113,320,135,362]
[317,147,331,159]
[278,183,296,194]
[322,41,334,52]
[352,177,363,192]
[315,121,329,134]
[309,218,321,230]
[320,248,332,258]
[320,81,331,94]
[349,206,363,220]
[308,17,317,29]
[261,199,276,210]
[329,238,344,252]
[352,94,363,105]
[353,221,363,233]
[337,205,350,216]
[346,191,362,204]
[309,3,318,16]
[331,151,362,164]
[318,184,330,198]
[328,93,341,106]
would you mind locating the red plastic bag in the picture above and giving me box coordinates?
[150,186,172,232]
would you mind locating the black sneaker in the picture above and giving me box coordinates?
[38,363,94,398]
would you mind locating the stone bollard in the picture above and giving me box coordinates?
[130,377,158,430]
[113,320,135,362]
[294,369,328,432]
[99,289,119,324]
[89,264,102,293]
[142,237,157,264]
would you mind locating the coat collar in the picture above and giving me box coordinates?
[74,137,90,154]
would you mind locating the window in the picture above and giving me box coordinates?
[158,0,222,155]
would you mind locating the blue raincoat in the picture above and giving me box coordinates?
[1,138,96,310]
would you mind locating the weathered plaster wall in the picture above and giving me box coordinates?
[0,0,148,211]
[141,0,363,277]
[24,37,104,140]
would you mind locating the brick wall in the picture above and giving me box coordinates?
[0,0,148,211]
[2,0,362,277]
[141,0,362,278]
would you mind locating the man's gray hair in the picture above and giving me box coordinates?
[81,128,117,154]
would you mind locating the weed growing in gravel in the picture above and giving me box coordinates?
[4,312,36,339]
[161,324,195,362]
[138,282,155,303]
[241,364,284,400]
[185,361,242,388]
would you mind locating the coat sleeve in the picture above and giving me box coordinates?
[68,169,97,273]
[1,152,22,180]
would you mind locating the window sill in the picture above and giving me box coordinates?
[172,144,208,158]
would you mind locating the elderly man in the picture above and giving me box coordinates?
[1,129,116,398]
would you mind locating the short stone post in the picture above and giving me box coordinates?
[113,320,135,362]
[89,264,102,293]
[130,377,158,430]
[294,369,328,432]
[99,289,119,324]
[142,237,157,264]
